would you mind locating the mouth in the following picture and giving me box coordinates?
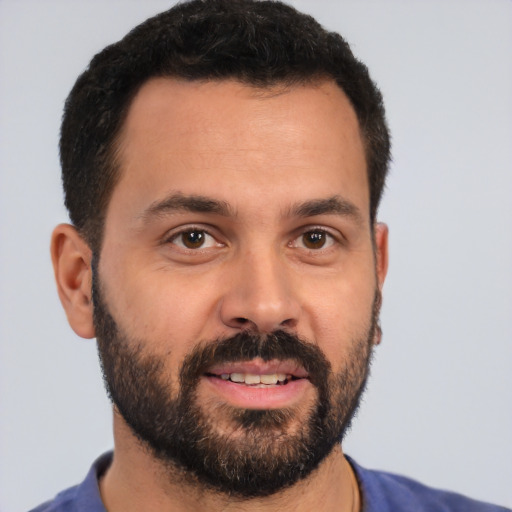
[201,359,312,409]
[205,358,309,384]
[205,372,304,387]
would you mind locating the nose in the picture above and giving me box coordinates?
[219,249,301,334]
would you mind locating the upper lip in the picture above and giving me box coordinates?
[206,358,309,378]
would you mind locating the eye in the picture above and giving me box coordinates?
[169,229,220,250]
[292,229,336,250]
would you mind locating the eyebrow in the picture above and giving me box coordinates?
[140,193,234,222]
[140,192,363,225]
[289,196,364,224]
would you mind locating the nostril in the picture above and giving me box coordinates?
[235,317,249,325]
[280,318,297,329]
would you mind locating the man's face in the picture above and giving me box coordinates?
[94,79,387,495]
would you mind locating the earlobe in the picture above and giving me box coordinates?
[50,224,95,339]
[374,222,389,290]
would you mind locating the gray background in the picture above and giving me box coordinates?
[0,1,511,511]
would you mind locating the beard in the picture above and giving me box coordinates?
[92,268,379,498]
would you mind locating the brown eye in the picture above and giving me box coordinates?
[181,230,206,249]
[171,229,219,250]
[302,230,328,249]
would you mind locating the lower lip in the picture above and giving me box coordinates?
[202,376,312,409]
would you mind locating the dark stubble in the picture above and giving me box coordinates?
[92,268,379,498]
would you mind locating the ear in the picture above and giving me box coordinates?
[374,222,389,290]
[50,224,95,339]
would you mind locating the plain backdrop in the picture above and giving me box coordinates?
[0,1,511,511]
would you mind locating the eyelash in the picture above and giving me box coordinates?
[290,227,339,251]
[165,226,222,251]
[164,225,340,253]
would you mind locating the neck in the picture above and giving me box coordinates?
[100,413,360,512]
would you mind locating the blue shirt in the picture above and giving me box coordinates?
[30,452,510,511]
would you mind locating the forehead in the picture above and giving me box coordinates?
[110,77,368,223]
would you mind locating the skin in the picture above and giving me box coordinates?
[51,78,388,511]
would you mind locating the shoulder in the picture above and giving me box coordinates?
[29,486,80,512]
[28,452,112,512]
[347,457,511,512]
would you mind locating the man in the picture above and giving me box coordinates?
[30,1,509,511]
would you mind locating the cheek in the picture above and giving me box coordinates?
[99,253,214,350]
[302,272,376,364]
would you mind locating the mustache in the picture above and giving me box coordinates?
[180,330,332,391]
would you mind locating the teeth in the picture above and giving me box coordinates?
[220,372,290,385]
[244,374,261,385]
[260,374,277,384]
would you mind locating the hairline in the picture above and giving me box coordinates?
[87,74,375,253]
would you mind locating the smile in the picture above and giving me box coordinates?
[206,372,303,386]
[202,359,312,409]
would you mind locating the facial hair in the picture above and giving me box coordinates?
[92,268,379,498]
